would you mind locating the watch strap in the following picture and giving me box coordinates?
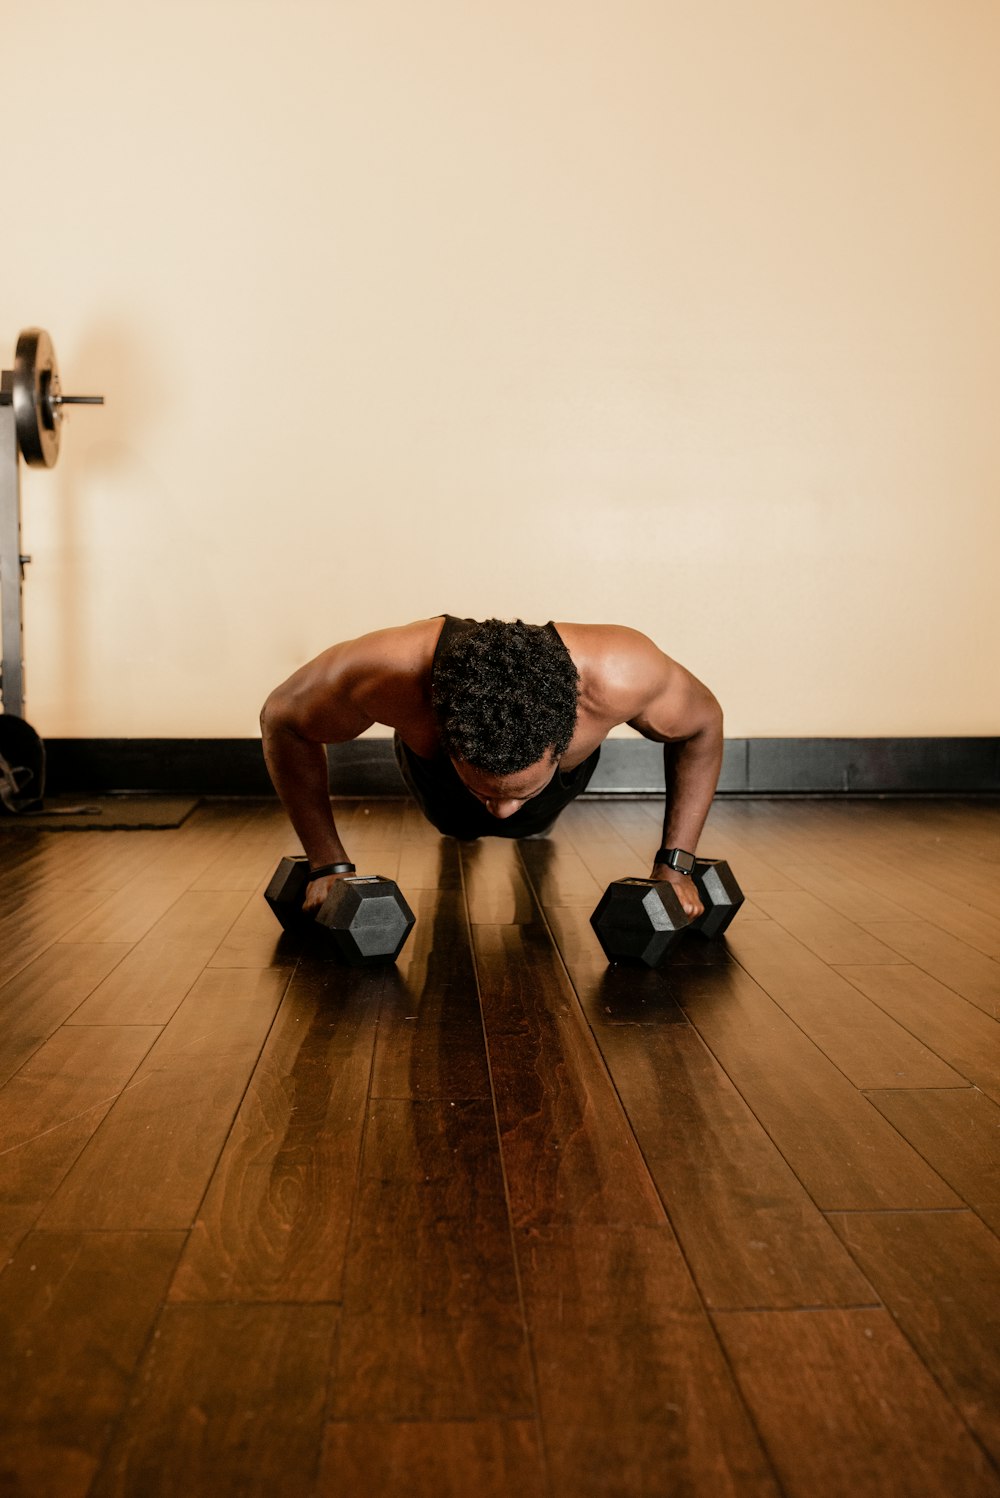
[308,861,356,879]
[654,847,696,876]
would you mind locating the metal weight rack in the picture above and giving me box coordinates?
[0,329,103,809]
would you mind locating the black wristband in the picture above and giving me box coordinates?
[654,847,696,876]
[308,861,355,879]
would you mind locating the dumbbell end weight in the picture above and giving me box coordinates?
[264,855,313,932]
[264,855,416,965]
[691,858,745,939]
[589,877,689,968]
[314,877,416,966]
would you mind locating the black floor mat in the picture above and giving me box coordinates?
[0,796,200,830]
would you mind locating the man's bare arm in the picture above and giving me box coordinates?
[260,639,379,879]
[597,628,724,916]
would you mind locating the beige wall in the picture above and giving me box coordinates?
[4,0,998,739]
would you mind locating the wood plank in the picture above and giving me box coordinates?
[800,819,1000,936]
[858,920,1000,1018]
[517,836,604,908]
[775,859,914,922]
[0,1230,184,1498]
[331,1093,532,1419]
[0,828,166,896]
[189,803,291,891]
[794,804,1000,927]
[580,800,661,851]
[516,1222,703,1324]
[207,872,296,968]
[338,1175,518,1322]
[329,1312,534,1421]
[0,942,132,1087]
[749,889,904,965]
[877,840,1000,922]
[120,803,258,886]
[563,1015,876,1309]
[169,958,383,1302]
[66,890,251,1025]
[518,1227,780,1497]
[533,904,872,1307]
[397,833,463,890]
[727,922,967,1089]
[39,967,288,1230]
[472,921,666,1228]
[0,1024,160,1261]
[553,812,646,895]
[0,886,117,988]
[349,799,408,843]
[327,1046,534,1419]
[673,962,964,1210]
[714,1307,1000,1498]
[863,1087,1000,1232]
[317,1421,546,1498]
[912,802,1000,865]
[557,801,630,848]
[700,803,821,892]
[463,838,536,924]
[835,962,1000,1104]
[511,1216,778,1486]
[827,1209,1000,1465]
[342,1098,516,1313]
[89,1304,336,1498]
[372,887,491,1101]
[541,1417,778,1498]
[59,877,190,944]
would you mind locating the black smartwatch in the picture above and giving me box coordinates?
[654,846,696,876]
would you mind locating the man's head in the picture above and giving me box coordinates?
[432,618,580,782]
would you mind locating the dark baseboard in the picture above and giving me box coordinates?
[41,737,1000,798]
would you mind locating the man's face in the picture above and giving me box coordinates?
[451,750,558,820]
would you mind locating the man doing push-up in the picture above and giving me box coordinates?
[261,614,724,920]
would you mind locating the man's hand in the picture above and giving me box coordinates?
[651,864,703,920]
[303,871,354,916]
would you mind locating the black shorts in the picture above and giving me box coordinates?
[393,733,601,840]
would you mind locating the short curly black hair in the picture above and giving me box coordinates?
[432,619,580,775]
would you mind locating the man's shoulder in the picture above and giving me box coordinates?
[556,623,673,721]
[342,616,446,674]
[555,622,656,655]
[555,623,665,683]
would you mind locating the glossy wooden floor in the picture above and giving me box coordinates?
[1,795,999,1497]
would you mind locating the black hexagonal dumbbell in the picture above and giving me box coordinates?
[589,857,744,968]
[264,855,415,966]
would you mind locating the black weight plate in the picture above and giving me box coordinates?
[692,858,745,939]
[264,855,313,932]
[13,328,61,468]
[590,877,688,968]
[0,713,46,813]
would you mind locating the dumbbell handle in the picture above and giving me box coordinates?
[48,394,105,406]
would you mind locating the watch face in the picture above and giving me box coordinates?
[671,851,695,874]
